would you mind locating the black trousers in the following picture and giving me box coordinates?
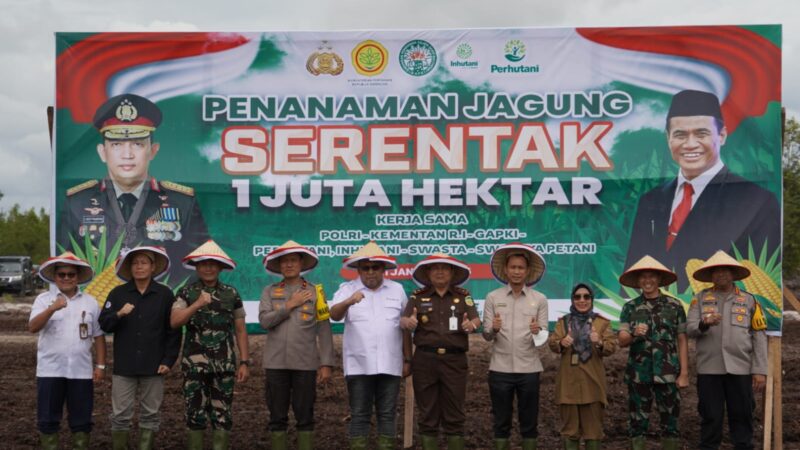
[37,377,94,434]
[265,369,317,432]
[697,374,755,450]
[488,371,540,439]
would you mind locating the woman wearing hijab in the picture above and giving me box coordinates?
[548,283,617,450]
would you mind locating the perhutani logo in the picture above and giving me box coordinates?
[306,41,344,76]
[491,64,539,73]
[504,39,526,62]
[352,40,389,77]
[450,42,479,70]
[399,40,437,76]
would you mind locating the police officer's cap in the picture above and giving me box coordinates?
[666,90,723,123]
[93,93,162,140]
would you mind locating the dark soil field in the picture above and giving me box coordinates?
[1,294,797,449]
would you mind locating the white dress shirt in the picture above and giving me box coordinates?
[331,278,408,377]
[30,289,102,379]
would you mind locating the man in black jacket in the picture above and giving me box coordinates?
[624,90,780,290]
[99,246,180,450]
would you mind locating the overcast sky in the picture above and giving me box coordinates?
[0,0,796,212]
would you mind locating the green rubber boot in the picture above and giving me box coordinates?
[112,430,130,450]
[271,431,288,450]
[494,438,510,450]
[212,429,230,450]
[421,434,438,450]
[350,435,369,450]
[377,434,395,450]
[72,432,90,450]
[585,439,602,450]
[563,437,580,450]
[138,428,155,450]
[631,436,647,450]
[522,438,538,450]
[661,437,680,450]
[446,435,465,450]
[187,430,204,450]
[298,430,314,450]
[40,433,58,450]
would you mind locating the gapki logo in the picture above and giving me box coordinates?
[493,39,539,74]
[449,42,479,70]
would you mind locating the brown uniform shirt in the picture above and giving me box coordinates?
[403,285,479,351]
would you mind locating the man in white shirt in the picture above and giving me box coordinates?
[28,252,106,450]
[329,242,411,450]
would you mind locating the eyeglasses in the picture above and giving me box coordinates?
[56,272,78,279]
[572,293,592,300]
[359,264,384,272]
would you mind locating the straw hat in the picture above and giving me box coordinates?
[692,250,751,282]
[342,241,398,270]
[263,240,318,276]
[115,246,170,282]
[490,242,546,286]
[182,240,236,271]
[39,252,94,285]
[412,253,471,287]
[619,255,677,288]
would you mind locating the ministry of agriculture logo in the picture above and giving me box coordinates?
[399,40,437,76]
[504,39,526,62]
[352,40,389,77]
[456,43,472,59]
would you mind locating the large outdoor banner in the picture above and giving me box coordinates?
[54,26,783,333]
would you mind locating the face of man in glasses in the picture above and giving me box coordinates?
[357,260,386,290]
[54,265,79,295]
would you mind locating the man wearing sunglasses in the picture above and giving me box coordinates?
[329,242,411,450]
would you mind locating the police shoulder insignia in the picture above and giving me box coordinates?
[412,287,427,296]
[465,296,474,307]
[67,180,99,196]
[161,180,195,196]
[751,303,767,331]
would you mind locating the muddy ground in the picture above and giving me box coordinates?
[1,293,797,449]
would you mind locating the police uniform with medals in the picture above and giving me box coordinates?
[59,94,209,285]
[686,251,768,450]
[402,254,479,447]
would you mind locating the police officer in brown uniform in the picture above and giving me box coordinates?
[400,254,480,450]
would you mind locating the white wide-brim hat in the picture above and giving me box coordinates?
[490,242,546,286]
[263,240,319,276]
[692,250,751,282]
[619,255,677,288]
[115,246,170,282]
[39,252,94,285]
[182,240,236,271]
[412,253,471,287]
[342,241,398,270]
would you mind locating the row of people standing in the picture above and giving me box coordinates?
[29,239,767,449]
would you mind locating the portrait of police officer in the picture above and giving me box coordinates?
[59,93,209,284]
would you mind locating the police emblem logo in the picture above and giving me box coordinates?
[307,41,344,76]
[115,98,138,122]
[399,39,437,76]
[352,40,389,77]
[465,296,474,307]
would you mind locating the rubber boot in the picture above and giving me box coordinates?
[138,428,155,450]
[661,437,680,450]
[585,440,602,450]
[297,430,314,450]
[494,438,510,450]
[522,438,538,450]
[187,430,204,450]
[563,437,580,450]
[72,432,90,450]
[350,435,369,450]
[421,434,438,450]
[376,435,395,450]
[212,429,230,450]
[630,436,647,450]
[40,433,58,450]
[112,430,130,450]
[271,431,288,450]
[446,435,465,450]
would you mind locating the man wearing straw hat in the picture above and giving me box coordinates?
[170,240,251,450]
[399,253,480,450]
[329,241,412,450]
[258,240,335,450]
[29,252,106,450]
[99,246,181,450]
[618,255,689,450]
[481,243,548,450]
[687,250,768,450]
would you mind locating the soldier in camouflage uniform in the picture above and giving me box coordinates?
[171,240,251,450]
[618,256,689,450]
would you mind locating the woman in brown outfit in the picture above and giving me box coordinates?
[549,283,618,450]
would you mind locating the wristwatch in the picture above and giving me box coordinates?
[240,359,253,367]
[94,364,106,370]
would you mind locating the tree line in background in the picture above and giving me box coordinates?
[0,116,799,278]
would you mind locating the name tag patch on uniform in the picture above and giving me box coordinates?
[82,216,105,224]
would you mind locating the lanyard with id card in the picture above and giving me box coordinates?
[79,311,89,339]
[449,305,458,331]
